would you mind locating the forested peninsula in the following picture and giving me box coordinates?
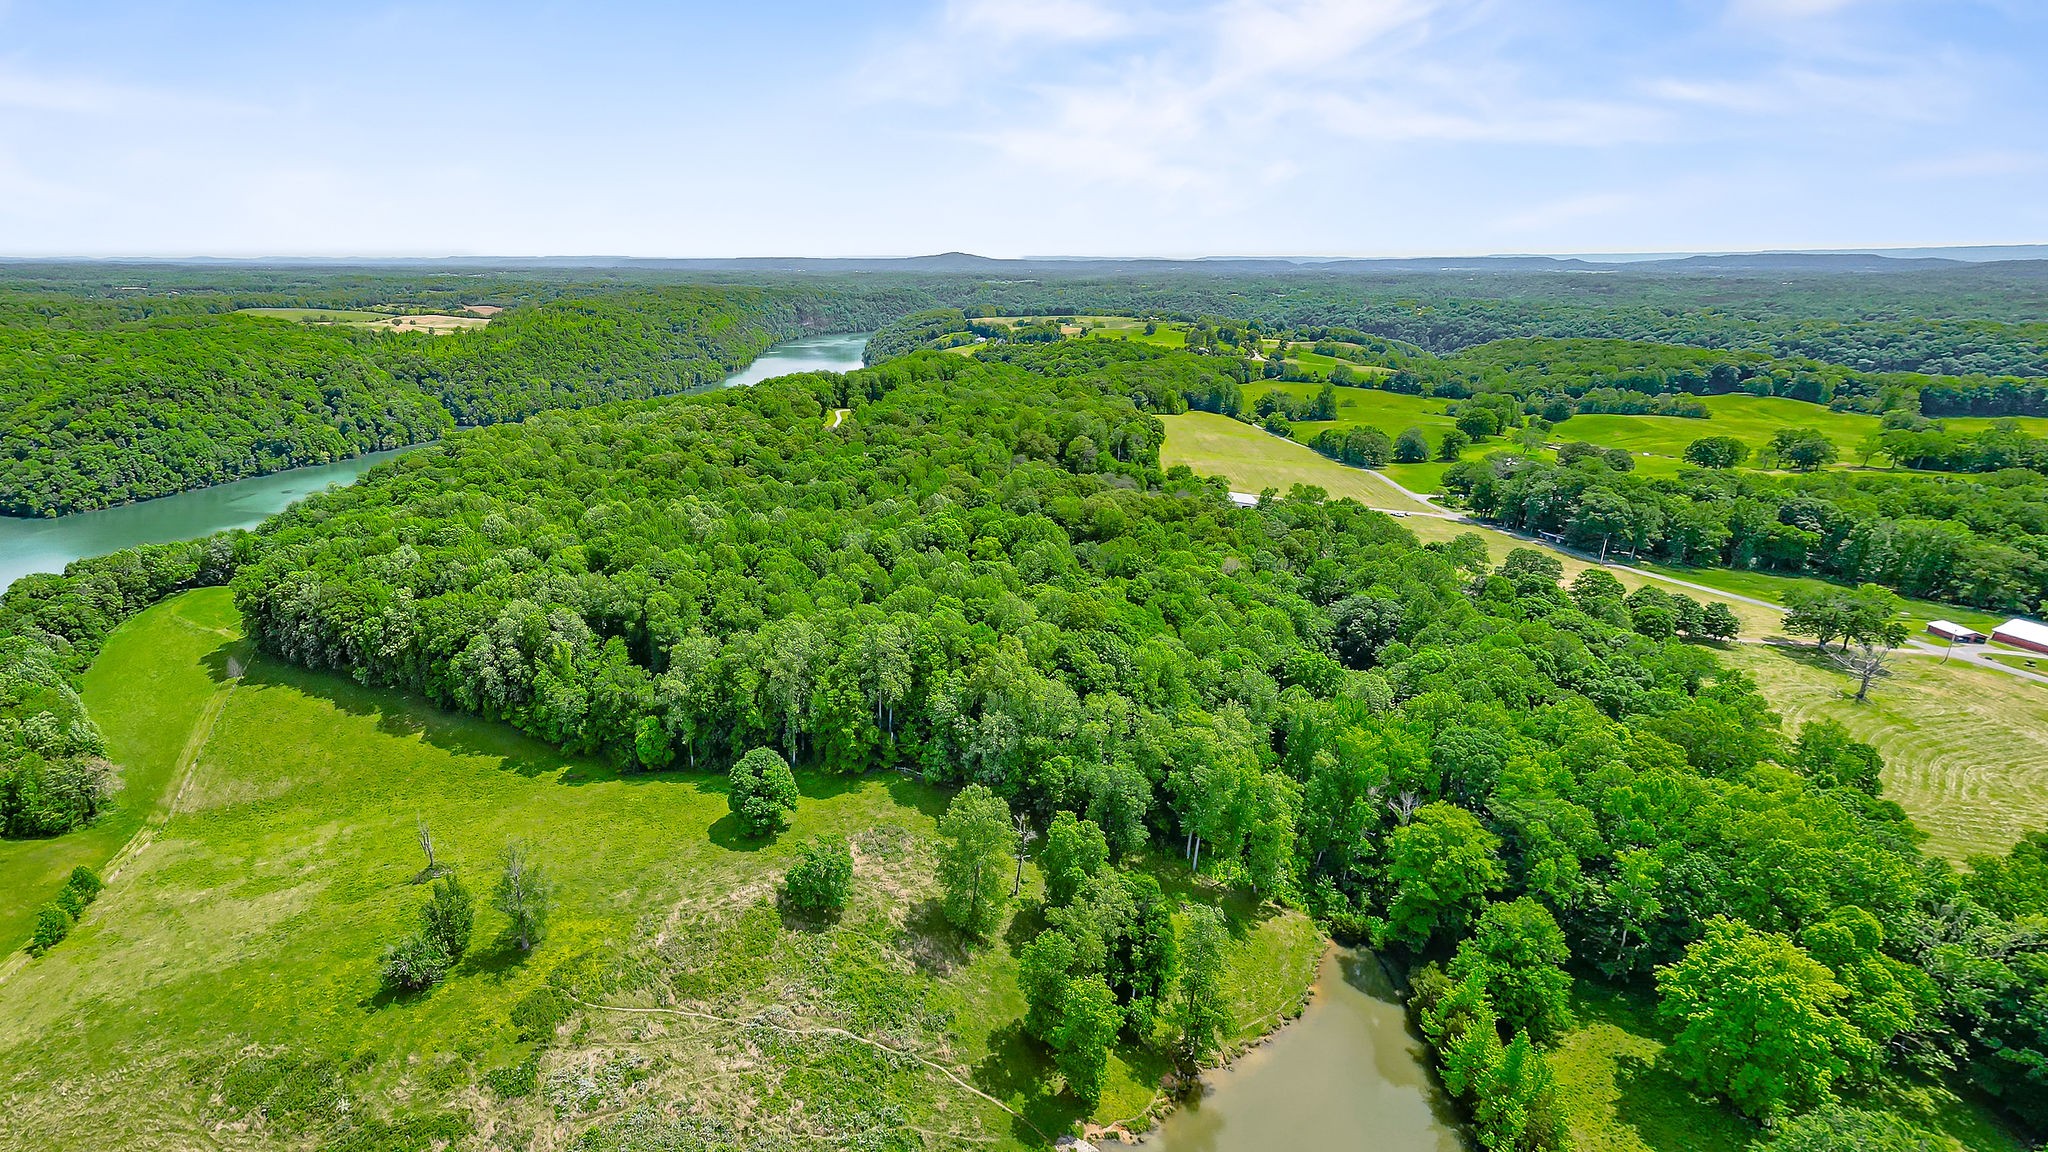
[0,286,898,515]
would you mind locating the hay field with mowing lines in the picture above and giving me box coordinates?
[1724,642,2048,859]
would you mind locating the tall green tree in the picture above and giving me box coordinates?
[1450,898,1575,1043]
[1381,802,1504,949]
[1656,917,1871,1120]
[1051,975,1120,1108]
[936,785,1013,939]
[1039,812,1108,909]
[1171,904,1231,1065]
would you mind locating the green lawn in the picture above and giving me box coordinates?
[1722,641,2048,860]
[0,591,1320,1150]
[1559,395,2048,473]
[0,587,245,954]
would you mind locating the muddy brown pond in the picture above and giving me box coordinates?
[1152,948,1466,1151]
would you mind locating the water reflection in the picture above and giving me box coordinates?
[1154,948,1465,1151]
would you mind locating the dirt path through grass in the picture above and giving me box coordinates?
[102,665,239,885]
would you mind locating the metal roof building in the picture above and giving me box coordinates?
[1993,618,2048,654]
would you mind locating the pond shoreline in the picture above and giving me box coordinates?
[1138,943,1465,1150]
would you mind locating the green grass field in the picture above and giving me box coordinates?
[0,588,245,954]
[0,590,1321,1150]
[237,306,390,324]
[1159,411,1437,514]
[1723,641,2048,860]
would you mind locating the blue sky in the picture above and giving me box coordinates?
[0,0,2041,257]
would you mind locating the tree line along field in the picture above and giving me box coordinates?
[0,588,1322,1150]
[1156,410,2048,860]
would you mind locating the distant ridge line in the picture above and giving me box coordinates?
[2,245,2046,274]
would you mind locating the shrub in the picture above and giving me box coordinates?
[420,874,474,961]
[29,903,70,954]
[779,834,854,914]
[728,747,799,836]
[380,932,451,992]
[64,865,103,904]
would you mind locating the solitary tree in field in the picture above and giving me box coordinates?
[494,842,551,953]
[780,834,854,914]
[415,816,445,882]
[937,785,1013,939]
[728,747,799,836]
[1834,636,1896,703]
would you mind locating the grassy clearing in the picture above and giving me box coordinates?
[1159,411,1436,514]
[1552,985,2026,1152]
[237,306,389,323]
[237,307,489,333]
[0,591,1319,1150]
[0,587,245,953]
[1723,641,2048,859]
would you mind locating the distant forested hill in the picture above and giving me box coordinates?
[0,284,906,515]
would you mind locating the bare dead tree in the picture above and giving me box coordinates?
[1834,637,1895,703]
[1387,790,1421,826]
[415,816,446,883]
[1012,812,1039,897]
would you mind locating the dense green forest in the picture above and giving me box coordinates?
[0,284,914,515]
[200,348,2046,1145]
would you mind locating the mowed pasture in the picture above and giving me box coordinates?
[1561,395,2048,470]
[1160,411,1436,514]
[0,589,1321,1150]
[1724,641,2048,861]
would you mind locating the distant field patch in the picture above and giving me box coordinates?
[237,307,489,334]
[1160,411,1435,514]
[237,306,387,324]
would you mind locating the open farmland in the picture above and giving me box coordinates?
[0,589,1322,1150]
